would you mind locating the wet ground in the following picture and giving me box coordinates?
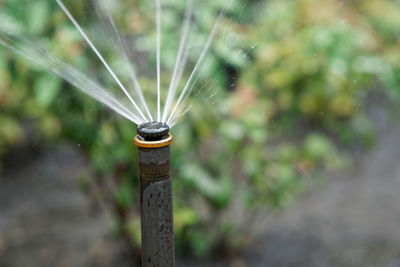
[1,105,400,267]
[0,146,124,267]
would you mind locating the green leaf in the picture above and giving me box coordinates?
[174,208,200,230]
[304,133,335,160]
[34,73,61,108]
[27,1,50,34]
[181,164,232,207]
[115,183,134,209]
[0,115,23,144]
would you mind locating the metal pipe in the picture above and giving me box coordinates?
[134,122,174,267]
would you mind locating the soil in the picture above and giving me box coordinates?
[0,146,130,267]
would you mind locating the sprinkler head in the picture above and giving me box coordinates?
[137,122,169,141]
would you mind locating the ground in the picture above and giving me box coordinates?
[1,104,400,267]
[0,146,124,267]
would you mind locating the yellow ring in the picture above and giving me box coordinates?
[133,134,173,148]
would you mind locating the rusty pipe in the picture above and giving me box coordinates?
[134,122,174,267]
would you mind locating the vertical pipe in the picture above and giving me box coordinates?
[134,122,174,267]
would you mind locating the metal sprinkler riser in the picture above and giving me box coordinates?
[134,122,174,267]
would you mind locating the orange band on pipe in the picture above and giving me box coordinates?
[134,134,173,148]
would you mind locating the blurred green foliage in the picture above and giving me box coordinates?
[1,0,400,259]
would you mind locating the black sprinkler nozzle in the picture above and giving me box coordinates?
[137,121,169,141]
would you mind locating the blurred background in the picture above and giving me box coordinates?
[0,0,400,266]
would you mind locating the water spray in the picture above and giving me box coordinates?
[134,122,174,266]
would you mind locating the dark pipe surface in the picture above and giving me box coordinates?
[137,122,174,267]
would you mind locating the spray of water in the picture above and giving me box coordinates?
[156,0,162,121]
[161,0,193,123]
[0,33,143,124]
[56,0,147,122]
[0,0,224,127]
[95,0,154,122]
[166,14,222,125]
